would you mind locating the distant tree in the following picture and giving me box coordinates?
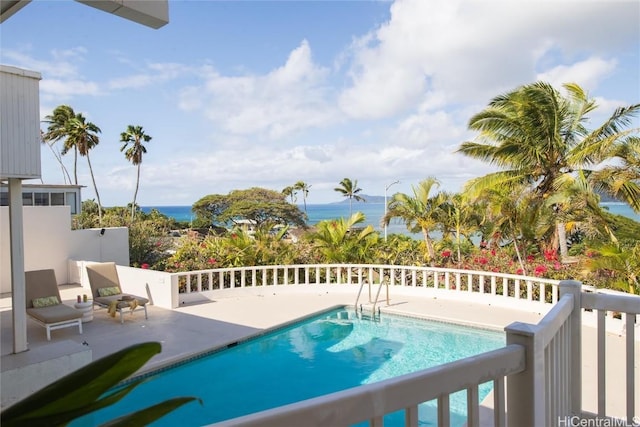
[193,187,307,228]
[66,113,103,223]
[381,177,446,261]
[306,212,378,263]
[40,130,72,184]
[43,106,103,222]
[281,186,296,204]
[42,105,77,183]
[120,125,152,220]
[294,181,311,213]
[334,178,365,216]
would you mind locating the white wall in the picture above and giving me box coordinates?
[0,206,129,293]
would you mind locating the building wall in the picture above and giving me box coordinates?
[0,65,41,180]
[0,206,129,293]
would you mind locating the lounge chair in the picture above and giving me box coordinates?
[25,269,83,340]
[85,262,148,324]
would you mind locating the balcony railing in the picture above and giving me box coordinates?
[171,264,561,306]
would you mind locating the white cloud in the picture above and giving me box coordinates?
[536,57,617,91]
[338,0,639,119]
[40,79,102,99]
[178,40,336,139]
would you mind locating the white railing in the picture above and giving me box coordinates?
[204,280,638,427]
[581,289,639,422]
[505,281,581,426]
[171,264,561,306]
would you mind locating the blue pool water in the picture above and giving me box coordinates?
[77,309,504,426]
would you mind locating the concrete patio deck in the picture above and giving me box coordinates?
[1,284,638,420]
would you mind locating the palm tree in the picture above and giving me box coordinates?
[439,192,480,264]
[307,212,378,263]
[334,178,365,216]
[120,125,152,220]
[43,105,77,183]
[589,136,640,213]
[40,130,72,184]
[381,177,447,261]
[282,186,296,204]
[458,82,640,254]
[294,181,311,213]
[65,113,103,223]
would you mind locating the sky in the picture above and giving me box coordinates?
[1,0,639,206]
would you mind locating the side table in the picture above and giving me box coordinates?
[74,301,94,323]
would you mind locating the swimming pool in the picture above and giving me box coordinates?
[76,308,504,426]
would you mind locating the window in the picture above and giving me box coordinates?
[34,192,49,206]
[65,192,77,214]
[0,192,7,206]
[22,192,33,206]
[51,192,65,206]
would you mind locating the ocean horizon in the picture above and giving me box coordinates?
[142,202,639,238]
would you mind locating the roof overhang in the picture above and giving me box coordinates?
[1,0,169,29]
[0,0,31,23]
[75,0,168,29]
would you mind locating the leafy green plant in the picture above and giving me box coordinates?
[1,342,200,427]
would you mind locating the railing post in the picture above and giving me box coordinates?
[559,280,582,416]
[505,321,543,426]
[170,274,180,308]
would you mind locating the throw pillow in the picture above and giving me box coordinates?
[32,296,59,308]
[98,286,121,297]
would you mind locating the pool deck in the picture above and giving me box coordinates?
[1,285,638,421]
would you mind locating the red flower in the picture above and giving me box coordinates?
[534,265,547,277]
[477,257,488,265]
[526,255,535,262]
[490,249,496,256]
[141,263,150,269]
[544,249,556,261]
[207,258,216,265]
[441,250,452,258]
[516,268,524,275]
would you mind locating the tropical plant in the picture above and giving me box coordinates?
[281,186,296,204]
[40,130,72,184]
[458,82,640,255]
[0,342,199,427]
[589,136,640,213]
[43,106,104,222]
[334,178,365,216]
[294,181,311,213]
[438,192,480,264]
[42,105,77,182]
[381,177,447,261]
[581,242,640,294]
[306,212,378,263]
[66,113,103,223]
[120,125,152,220]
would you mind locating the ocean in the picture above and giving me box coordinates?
[142,202,639,238]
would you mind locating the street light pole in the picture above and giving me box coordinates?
[384,180,400,241]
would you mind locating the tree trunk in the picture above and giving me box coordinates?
[132,163,140,220]
[422,229,435,261]
[86,153,102,224]
[73,146,78,185]
[557,222,568,261]
[513,237,526,275]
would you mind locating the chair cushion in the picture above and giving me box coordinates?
[27,305,82,324]
[98,286,121,297]
[32,296,60,308]
[95,295,149,308]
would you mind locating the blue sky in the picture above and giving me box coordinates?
[1,0,639,206]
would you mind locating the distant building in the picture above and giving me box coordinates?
[0,183,82,214]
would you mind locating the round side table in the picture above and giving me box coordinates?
[74,301,94,323]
